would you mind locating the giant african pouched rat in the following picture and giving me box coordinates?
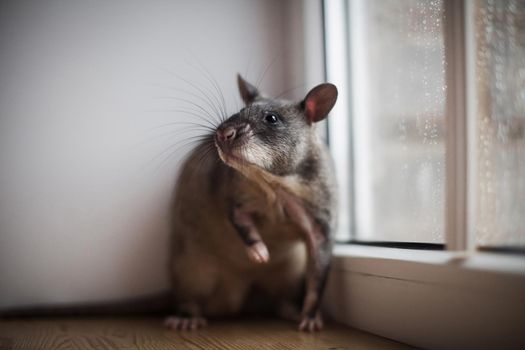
[165,75,338,332]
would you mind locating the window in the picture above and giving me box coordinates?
[472,0,525,249]
[348,0,445,244]
[326,0,525,251]
[323,1,525,348]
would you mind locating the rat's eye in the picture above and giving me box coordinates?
[264,112,280,124]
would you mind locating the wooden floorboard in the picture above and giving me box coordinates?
[0,317,415,350]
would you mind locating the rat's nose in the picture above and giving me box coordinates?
[216,127,236,143]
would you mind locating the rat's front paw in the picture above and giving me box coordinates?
[164,316,207,331]
[298,313,323,332]
[246,241,269,263]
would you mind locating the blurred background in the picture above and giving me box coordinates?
[0,0,324,309]
[329,0,524,249]
[1,0,524,312]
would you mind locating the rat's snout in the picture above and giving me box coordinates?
[216,126,236,143]
[215,123,251,147]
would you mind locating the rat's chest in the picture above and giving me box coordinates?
[231,180,312,242]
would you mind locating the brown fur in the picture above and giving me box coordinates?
[167,76,338,332]
[170,142,308,312]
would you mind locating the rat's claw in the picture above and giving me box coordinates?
[298,314,323,332]
[246,241,270,263]
[164,316,207,331]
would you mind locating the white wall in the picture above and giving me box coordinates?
[0,0,324,309]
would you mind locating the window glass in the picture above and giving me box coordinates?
[349,0,446,243]
[473,0,525,248]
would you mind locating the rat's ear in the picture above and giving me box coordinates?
[237,74,260,105]
[301,83,338,124]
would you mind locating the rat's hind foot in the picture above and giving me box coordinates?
[164,316,208,331]
[298,313,323,332]
[246,241,270,263]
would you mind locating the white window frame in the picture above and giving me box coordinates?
[322,1,525,348]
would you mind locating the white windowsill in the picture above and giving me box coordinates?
[324,244,525,350]
[332,244,525,276]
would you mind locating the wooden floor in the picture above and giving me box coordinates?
[0,317,414,350]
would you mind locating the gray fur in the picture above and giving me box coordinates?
[167,76,338,332]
